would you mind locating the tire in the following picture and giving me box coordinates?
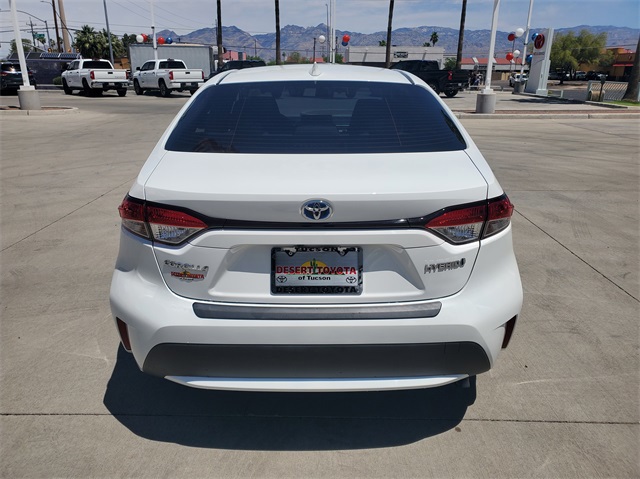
[159,80,171,97]
[189,89,198,96]
[62,79,72,95]
[133,80,143,95]
[444,89,458,98]
[82,79,92,96]
[427,82,439,94]
[117,88,127,97]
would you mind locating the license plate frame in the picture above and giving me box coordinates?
[271,246,362,295]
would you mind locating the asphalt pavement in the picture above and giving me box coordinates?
[1,89,638,478]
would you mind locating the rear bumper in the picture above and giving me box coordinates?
[169,81,202,90]
[90,81,129,89]
[110,228,522,391]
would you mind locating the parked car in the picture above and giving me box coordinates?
[390,60,470,97]
[575,71,587,80]
[208,59,266,79]
[586,71,607,81]
[61,58,128,96]
[0,62,37,93]
[509,73,528,87]
[111,63,523,392]
[133,58,204,97]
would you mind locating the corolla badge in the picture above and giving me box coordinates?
[301,199,333,221]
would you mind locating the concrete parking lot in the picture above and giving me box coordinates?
[1,90,638,478]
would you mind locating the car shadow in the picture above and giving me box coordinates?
[104,346,476,450]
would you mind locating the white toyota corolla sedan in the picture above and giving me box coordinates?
[110,63,523,392]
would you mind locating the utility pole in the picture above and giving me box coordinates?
[57,0,71,51]
[455,0,467,70]
[28,17,35,51]
[49,0,61,52]
[216,0,223,68]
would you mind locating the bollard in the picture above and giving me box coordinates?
[17,86,41,111]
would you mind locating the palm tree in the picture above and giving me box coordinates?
[74,25,106,59]
[216,0,223,69]
[430,31,439,47]
[275,0,281,65]
[622,35,639,101]
[385,0,394,67]
[455,0,468,70]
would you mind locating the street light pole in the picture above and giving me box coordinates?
[475,0,501,113]
[519,0,534,79]
[2,8,52,51]
[150,0,157,61]
[103,0,114,65]
[8,0,40,110]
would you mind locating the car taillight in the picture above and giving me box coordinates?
[201,71,204,80]
[118,197,148,238]
[484,195,514,238]
[118,196,207,245]
[424,194,514,244]
[169,71,174,80]
[448,71,453,80]
[90,70,95,80]
[426,204,486,244]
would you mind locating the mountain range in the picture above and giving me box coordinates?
[157,24,639,61]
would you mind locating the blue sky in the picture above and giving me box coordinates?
[2,0,639,56]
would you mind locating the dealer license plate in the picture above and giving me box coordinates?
[271,246,362,295]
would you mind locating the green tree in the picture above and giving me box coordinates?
[430,31,439,47]
[74,25,107,59]
[551,29,608,82]
[423,42,431,47]
[101,29,126,58]
[288,51,303,63]
[444,57,457,70]
[10,38,33,54]
[575,30,607,66]
[550,31,579,83]
[378,40,386,47]
[598,49,615,71]
[122,34,138,52]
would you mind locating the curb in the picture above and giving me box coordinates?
[0,106,80,116]
[455,112,640,119]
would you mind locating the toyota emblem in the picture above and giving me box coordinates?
[301,199,333,221]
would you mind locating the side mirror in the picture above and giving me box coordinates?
[136,67,141,71]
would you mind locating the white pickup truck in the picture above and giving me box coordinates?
[132,59,205,97]
[61,59,129,96]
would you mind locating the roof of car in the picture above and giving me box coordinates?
[212,63,414,85]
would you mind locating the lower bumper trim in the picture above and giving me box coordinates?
[143,342,490,379]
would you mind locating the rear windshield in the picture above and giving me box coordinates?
[1,63,20,72]
[83,61,112,69]
[159,61,187,69]
[165,80,467,154]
